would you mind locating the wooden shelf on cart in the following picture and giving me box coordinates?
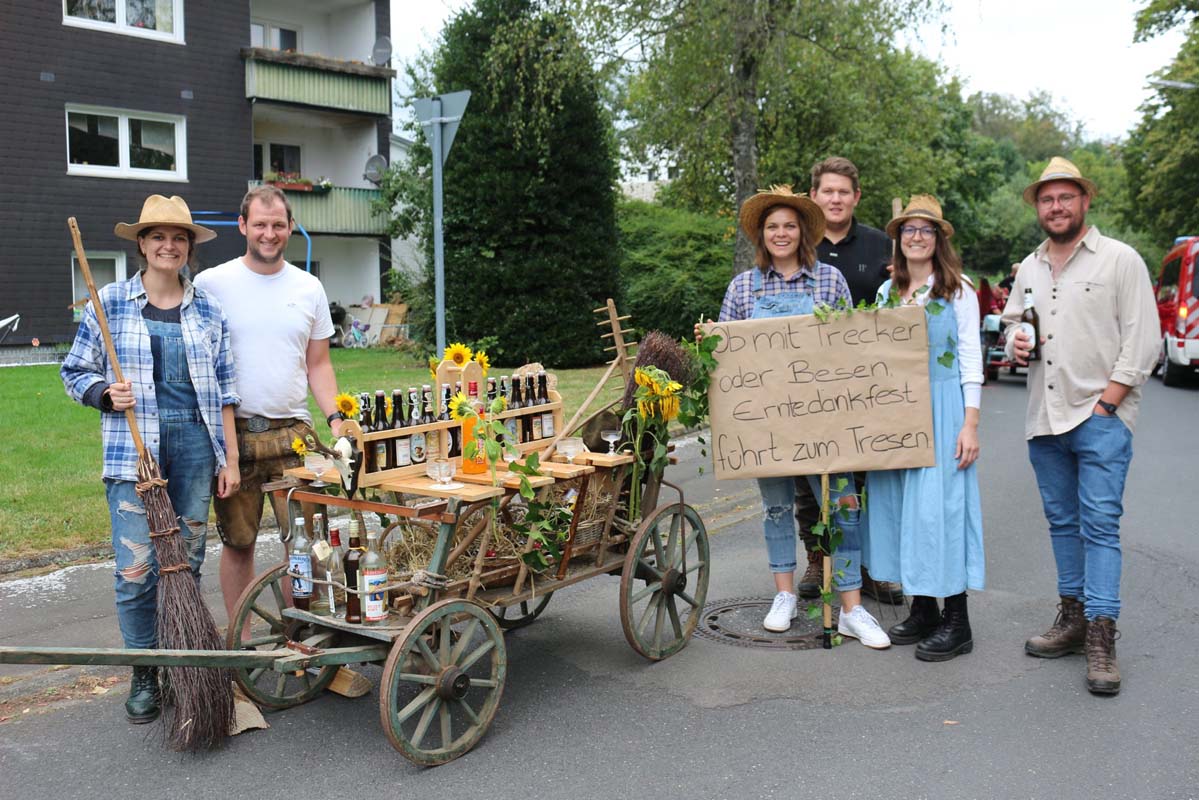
[532,459,597,479]
[570,451,634,467]
[454,470,555,489]
[378,476,506,501]
[283,607,413,642]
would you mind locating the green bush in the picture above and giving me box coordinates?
[618,199,734,340]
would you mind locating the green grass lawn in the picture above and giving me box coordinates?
[0,350,624,559]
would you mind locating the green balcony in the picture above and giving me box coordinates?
[253,183,388,235]
[242,48,393,116]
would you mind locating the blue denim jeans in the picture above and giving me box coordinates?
[756,474,862,592]
[105,410,215,649]
[1028,412,1133,620]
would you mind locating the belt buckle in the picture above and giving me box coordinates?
[246,416,270,433]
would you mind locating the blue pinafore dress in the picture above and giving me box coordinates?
[863,285,984,597]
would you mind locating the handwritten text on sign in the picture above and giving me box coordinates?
[704,305,935,479]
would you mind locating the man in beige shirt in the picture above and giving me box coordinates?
[1001,157,1159,696]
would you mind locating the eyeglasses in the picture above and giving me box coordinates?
[1036,193,1080,209]
[900,225,936,238]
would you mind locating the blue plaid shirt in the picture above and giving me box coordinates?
[61,272,239,481]
[718,262,852,322]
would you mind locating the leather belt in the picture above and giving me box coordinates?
[238,416,299,433]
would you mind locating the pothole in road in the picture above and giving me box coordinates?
[693,596,841,650]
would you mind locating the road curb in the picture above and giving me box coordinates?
[0,544,114,576]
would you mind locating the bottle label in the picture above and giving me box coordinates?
[362,568,388,621]
[373,442,388,469]
[427,430,441,460]
[1018,321,1036,341]
[411,432,426,463]
[504,419,518,442]
[289,553,313,598]
[312,540,332,562]
[532,415,543,440]
[395,437,412,466]
[542,412,555,438]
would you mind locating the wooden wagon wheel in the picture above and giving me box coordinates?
[619,502,710,661]
[379,598,506,766]
[226,562,338,708]
[490,592,553,630]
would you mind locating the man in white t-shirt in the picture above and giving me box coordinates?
[194,185,346,621]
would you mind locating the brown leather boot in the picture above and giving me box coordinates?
[1025,596,1087,658]
[861,567,904,605]
[797,550,822,599]
[1085,616,1121,695]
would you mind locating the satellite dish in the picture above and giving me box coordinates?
[370,36,392,67]
[363,154,388,184]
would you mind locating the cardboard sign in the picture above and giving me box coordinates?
[704,305,936,479]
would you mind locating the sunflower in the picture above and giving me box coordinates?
[473,350,490,375]
[428,356,439,381]
[444,342,473,368]
[634,368,653,388]
[384,396,393,419]
[448,391,474,421]
[291,437,308,457]
[334,392,360,419]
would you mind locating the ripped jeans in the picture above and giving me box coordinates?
[757,474,862,592]
[104,410,214,649]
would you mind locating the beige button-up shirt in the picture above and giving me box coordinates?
[1001,225,1159,438]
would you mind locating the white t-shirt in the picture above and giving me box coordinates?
[194,258,334,422]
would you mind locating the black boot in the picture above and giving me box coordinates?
[125,666,160,724]
[888,595,940,645]
[916,593,973,662]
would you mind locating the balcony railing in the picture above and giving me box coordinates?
[252,182,388,236]
[242,48,394,116]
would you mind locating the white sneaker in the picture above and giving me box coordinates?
[838,604,892,649]
[763,591,799,632]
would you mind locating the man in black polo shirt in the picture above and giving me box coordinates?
[791,157,902,604]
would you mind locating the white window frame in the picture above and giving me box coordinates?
[251,17,302,52]
[65,104,188,182]
[62,0,185,45]
[256,140,304,179]
[70,251,128,318]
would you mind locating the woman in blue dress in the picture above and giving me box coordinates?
[704,186,890,648]
[864,195,984,662]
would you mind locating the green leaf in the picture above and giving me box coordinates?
[806,604,821,619]
[834,477,848,492]
[937,351,956,368]
[925,300,944,315]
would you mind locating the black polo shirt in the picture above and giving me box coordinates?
[817,218,893,306]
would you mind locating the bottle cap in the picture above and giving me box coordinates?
[293,516,305,527]
[329,528,342,547]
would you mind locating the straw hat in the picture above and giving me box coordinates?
[1022,156,1098,205]
[738,185,826,244]
[886,194,955,239]
[113,195,216,243]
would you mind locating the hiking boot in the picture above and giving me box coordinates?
[861,567,904,605]
[888,595,941,645]
[797,551,822,599]
[125,666,160,724]
[763,591,799,632]
[916,593,973,662]
[1085,616,1121,695]
[1025,596,1087,658]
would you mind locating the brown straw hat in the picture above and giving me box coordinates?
[738,185,826,244]
[886,194,955,239]
[1022,156,1098,205]
[113,195,217,243]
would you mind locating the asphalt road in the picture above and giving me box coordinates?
[2,375,1197,799]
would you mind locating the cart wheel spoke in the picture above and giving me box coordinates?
[628,581,663,605]
[395,687,437,724]
[439,702,452,748]
[274,672,287,698]
[243,634,286,648]
[665,510,683,567]
[439,618,453,666]
[398,673,437,686]
[470,678,499,689]
[636,558,663,582]
[676,590,699,609]
[636,592,662,637]
[250,604,281,629]
[652,593,666,653]
[299,670,312,690]
[248,667,266,683]
[451,619,481,663]
[412,697,441,749]
[666,596,683,641]
[650,526,666,567]
[458,639,496,671]
[455,697,481,727]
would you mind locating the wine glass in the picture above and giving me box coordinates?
[601,429,621,454]
[305,453,330,489]
[433,457,464,490]
[558,437,582,464]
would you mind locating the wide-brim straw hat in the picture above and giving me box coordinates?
[738,185,826,244]
[1022,156,1098,205]
[886,193,955,239]
[114,195,217,243]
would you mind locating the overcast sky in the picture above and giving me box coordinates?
[391,0,1185,141]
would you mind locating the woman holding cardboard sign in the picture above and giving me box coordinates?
[863,194,984,662]
[707,185,890,648]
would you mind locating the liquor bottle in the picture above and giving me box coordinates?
[325,526,347,618]
[392,389,411,467]
[442,383,459,457]
[309,513,331,616]
[502,375,519,443]
[422,385,440,460]
[361,529,389,624]
[463,380,487,473]
[527,374,543,440]
[537,371,555,438]
[408,387,426,464]
[1019,288,1041,362]
[359,393,373,430]
[486,377,497,406]
[288,515,313,611]
[343,518,366,624]
[373,389,391,470]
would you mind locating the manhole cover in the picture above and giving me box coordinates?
[692,596,841,650]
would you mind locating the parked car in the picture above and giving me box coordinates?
[982,312,1023,383]
[1154,236,1199,386]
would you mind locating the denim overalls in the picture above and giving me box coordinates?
[748,268,863,590]
[105,312,215,649]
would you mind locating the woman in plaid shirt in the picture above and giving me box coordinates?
[61,195,240,724]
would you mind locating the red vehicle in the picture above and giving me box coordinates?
[1154,237,1199,386]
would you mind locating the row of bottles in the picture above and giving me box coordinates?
[289,513,390,624]
[355,372,557,473]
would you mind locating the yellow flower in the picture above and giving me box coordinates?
[444,342,472,367]
[663,380,682,395]
[473,350,490,375]
[384,396,393,418]
[637,398,652,419]
[291,437,308,457]
[449,391,474,422]
[334,392,360,419]
[634,368,652,388]
[659,395,680,421]
[428,356,439,381]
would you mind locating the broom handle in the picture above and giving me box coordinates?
[821,473,832,650]
[68,217,145,456]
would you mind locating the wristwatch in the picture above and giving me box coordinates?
[326,410,346,425]
[1096,400,1118,415]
